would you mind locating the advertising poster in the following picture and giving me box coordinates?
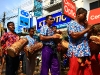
[18,8,30,33]
[37,11,71,32]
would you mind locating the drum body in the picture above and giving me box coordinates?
[0,48,2,57]
[7,38,28,57]
[89,36,100,53]
[89,41,100,53]
[28,42,43,54]
[61,40,69,51]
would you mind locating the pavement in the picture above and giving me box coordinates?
[0,61,68,75]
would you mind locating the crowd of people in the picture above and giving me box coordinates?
[0,7,100,75]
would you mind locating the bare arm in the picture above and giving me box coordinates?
[40,34,60,41]
[40,34,53,41]
[70,20,94,39]
[70,28,90,39]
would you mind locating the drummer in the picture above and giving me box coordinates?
[89,28,100,75]
[67,8,94,75]
[24,27,38,75]
[39,15,60,75]
[0,22,20,75]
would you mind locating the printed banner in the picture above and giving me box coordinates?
[18,8,30,33]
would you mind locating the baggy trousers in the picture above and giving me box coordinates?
[40,46,60,75]
[26,52,37,75]
[6,55,19,75]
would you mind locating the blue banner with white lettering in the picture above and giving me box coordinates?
[18,8,30,33]
[37,11,71,32]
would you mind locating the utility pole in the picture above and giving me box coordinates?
[2,12,6,28]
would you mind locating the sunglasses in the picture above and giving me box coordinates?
[48,18,54,20]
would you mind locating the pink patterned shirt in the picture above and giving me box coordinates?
[0,32,19,54]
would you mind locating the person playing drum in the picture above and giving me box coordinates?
[67,8,94,75]
[0,22,20,75]
[88,27,100,75]
[39,15,60,75]
[24,28,39,75]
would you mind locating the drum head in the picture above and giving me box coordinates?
[61,40,69,49]
[55,34,63,39]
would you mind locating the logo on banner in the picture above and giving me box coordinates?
[18,8,30,33]
[62,0,76,19]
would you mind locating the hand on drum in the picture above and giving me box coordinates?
[52,34,60,39]
[90,36,100,44]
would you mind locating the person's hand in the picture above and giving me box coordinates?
[57,30,62,34]
[84,20,94,30]
[52,34,60,39]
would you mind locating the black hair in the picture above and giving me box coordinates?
[28,28,34,32]
[76,8,87,15]
[52,25,57,28]
[7,22,14,28]
[45,15,53,20]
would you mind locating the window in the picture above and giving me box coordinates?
[50,0,54,4]
[90,1,99,10]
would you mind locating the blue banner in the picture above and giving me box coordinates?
[18,8,30,33]
[37,11,71,32]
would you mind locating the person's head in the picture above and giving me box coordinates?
[45,15,54,26]
[28,28,34,36]
[52,26,57,33]
[76,8,87,22]
[7,22,15,32]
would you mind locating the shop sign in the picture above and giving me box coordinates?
[62,0,76,19]
[88,8,100,25]
[37,11,71,32]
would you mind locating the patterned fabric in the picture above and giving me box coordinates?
[25,35,36,47]
[0,32,19,54]
[67,20,91,57]
[40,25,54,46]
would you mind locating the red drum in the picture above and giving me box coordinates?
[7,38,28,57]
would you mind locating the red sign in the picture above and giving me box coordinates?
[62,0,76,19]
[88,8,100,25]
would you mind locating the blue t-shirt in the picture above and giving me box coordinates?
[25,35,36,47]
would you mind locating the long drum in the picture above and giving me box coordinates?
[7,38,28,57]
[61,40,69,50]
[89,35,100,53]
[28,42,43,53]
[89,41,100,53]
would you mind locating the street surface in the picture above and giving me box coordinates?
[0,61,68,75]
